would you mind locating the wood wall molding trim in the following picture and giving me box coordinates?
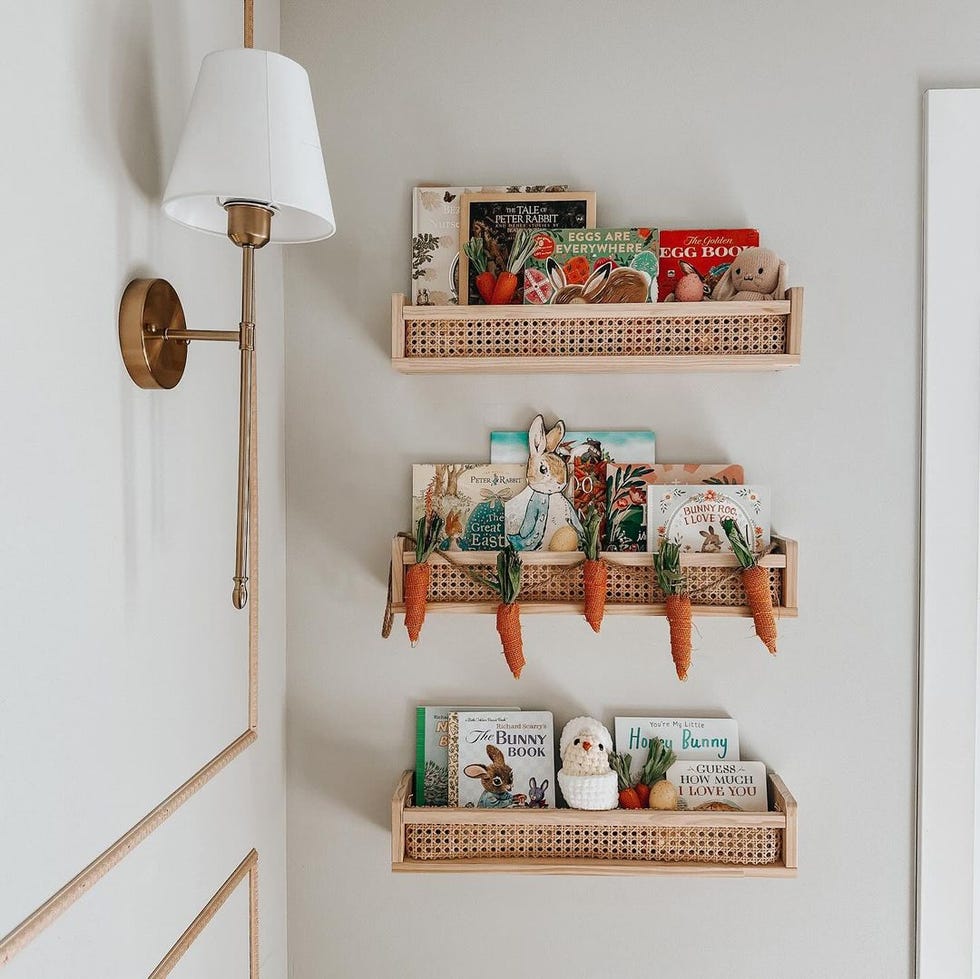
[0,368,261,967]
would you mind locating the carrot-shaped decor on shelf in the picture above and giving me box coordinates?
[610,752,641,809]
[463,237,496,304]
[580,505,606,633]
[490,230,537,304]
[404,514,444,647]
[478,544,525,678]
[654,538,692,681]
[721,518,777,655]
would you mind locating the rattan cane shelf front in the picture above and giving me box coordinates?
[391,771,798,877]
[389,535,798,618]
[391,288,803,373]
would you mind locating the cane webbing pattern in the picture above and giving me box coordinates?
[404,820,782,865]
[423,560,782,609]
[404,310,787,359]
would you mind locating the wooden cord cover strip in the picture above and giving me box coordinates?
[393,289,803,369]
[392,772,798,876]
[0,367,261,967]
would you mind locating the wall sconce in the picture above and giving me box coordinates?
[119,47,334,609]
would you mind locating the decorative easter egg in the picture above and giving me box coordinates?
[648,779,679,810]
[629,249,659,280]
[524,267,553,305]
[674,273,705,302]
[549,525,580,552]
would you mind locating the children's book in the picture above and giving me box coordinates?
[449,710,556,809]
[415,706,518,806]
[605,463,745,552]
[657,229,760,301]
[614,717,740,783]
[522,228,659,304]
[411,185,567,305]
[667,760,769,812]
[647,484,770,554]
[412,464,527,551]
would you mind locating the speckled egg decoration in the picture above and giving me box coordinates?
[549,525,580,552]
[674,273,705,302]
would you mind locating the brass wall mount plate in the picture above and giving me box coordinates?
[119,278,188,389]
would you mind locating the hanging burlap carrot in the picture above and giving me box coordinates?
[580,505,606,633]
[478,544,525,678]
[404,514,444,646]
[654,538,692,680]
[721,518,777,655]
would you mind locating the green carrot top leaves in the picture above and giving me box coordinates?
[639,737,676,786]
[479,543,523,605]
[579,504,603,561]
[414,513,445,565]
[504,230,538,274]
[720,518,756,569]
[463,236,489,273]
[653,538,686,596]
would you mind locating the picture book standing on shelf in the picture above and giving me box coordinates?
[648,484,771,554]
[657,229,760,301]
[615,717,740,783]
[667,760,769,812]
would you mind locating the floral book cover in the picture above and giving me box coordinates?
[448,710,556,809]
[522,228,659,304]
[411,185,567,306]
[605,463,745,552]
[490,430,655,542]
[412,464,527,551]
[646,484,770,554]
[658,229,760,301]
[667,760,769,812]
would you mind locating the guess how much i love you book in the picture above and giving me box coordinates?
[448,711,556,809]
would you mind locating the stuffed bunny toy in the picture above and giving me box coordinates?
[710,247,787,301]
[463,745,526,808]
[506,415,584,551]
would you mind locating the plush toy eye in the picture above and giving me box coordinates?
[734,267,741,275]
[598,744,604,751]
[573,738,580,745]
[758,266,764,275]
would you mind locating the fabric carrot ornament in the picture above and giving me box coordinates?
[490,230,538,304]
[654,538,692,681]
[463,237,496,304]
[478,544,525,678]
[404,514,444,646]
[721,518,777,655]
[580,505,606,633]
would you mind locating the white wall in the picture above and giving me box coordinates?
[282,2,980,977]
[0,2,286,976]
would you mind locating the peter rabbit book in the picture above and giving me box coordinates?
[522,228,659,304]
[415,706,519,806]
[448,710,556,809]
[615,717,740,781]
[411,185,568,306]
[647,484,770,555]
[412,464,527,551]
[667,760,769,812]
[657,229,760,301]
[458,191,596,305]
[492,429,656,539]
[605,463,745,552]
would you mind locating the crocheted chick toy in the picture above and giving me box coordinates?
[560,717,613,775]
[710,246,787,301]
[557,717,619,810]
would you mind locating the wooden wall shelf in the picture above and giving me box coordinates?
[389,535,798,619]
[391,771,798,877]
[391,288,803,373]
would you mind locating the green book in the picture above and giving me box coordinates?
[415,706,518,806]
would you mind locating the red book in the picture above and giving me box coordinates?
[657,229,760,301]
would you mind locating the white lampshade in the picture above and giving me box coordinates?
[163,48,335,243]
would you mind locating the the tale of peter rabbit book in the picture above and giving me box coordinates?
[605,464,745,552]
[448,711,556,809]
[411,185,568,306]
[412,464,527,551]
[415,706,518,806]
[646,484,770,554]
[522,228,659,304]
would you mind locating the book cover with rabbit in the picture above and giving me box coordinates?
[647,484,770,554]
[657,229,760,301]
[449,711,556,809]
[522,228,659,304]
